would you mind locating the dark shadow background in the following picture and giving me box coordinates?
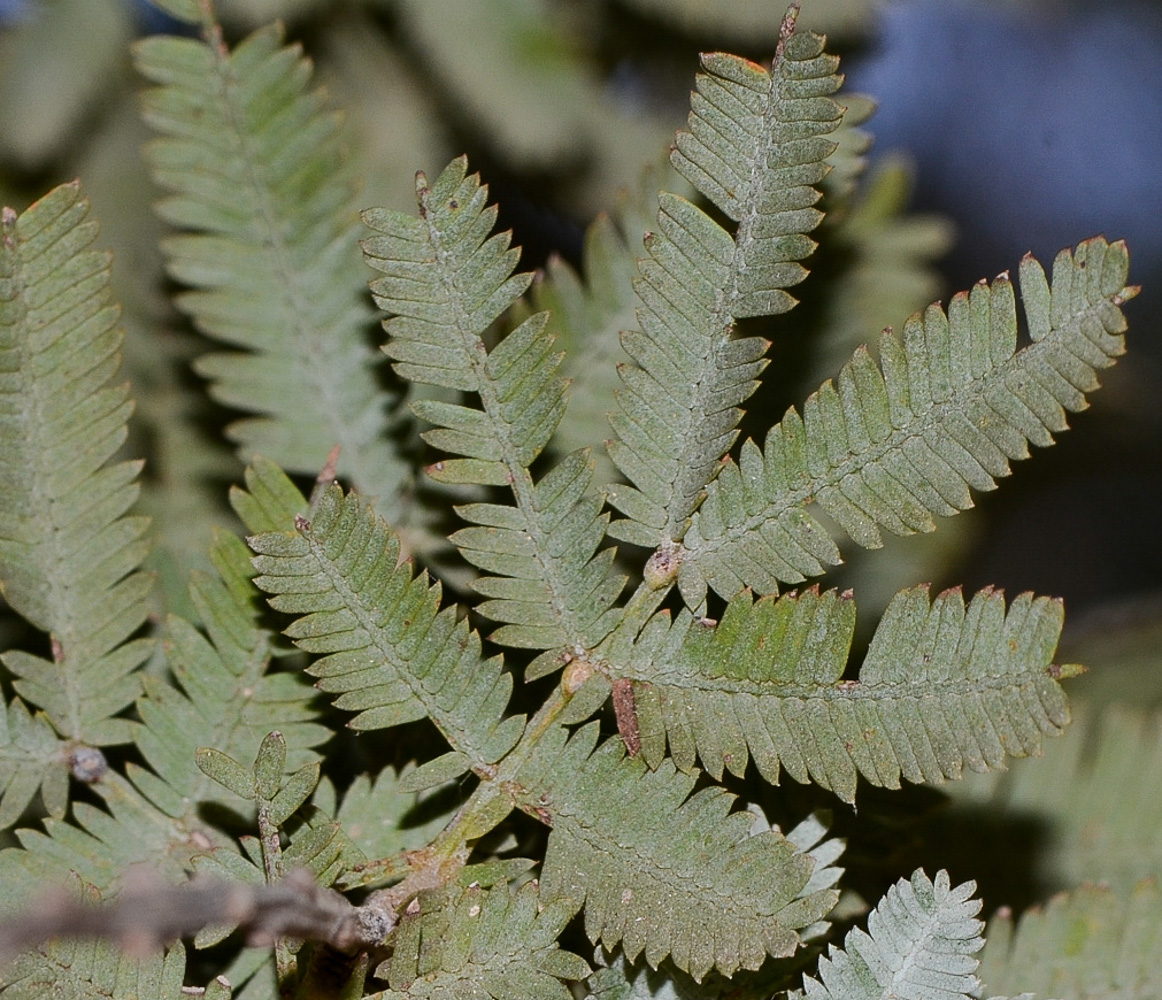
[843,0,1162,617]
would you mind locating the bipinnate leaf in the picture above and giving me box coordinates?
[249,484,524,775]
[0,699,66,830]
[584,950,729,1000]
[680,237,1135,604]
[134,21,409,515]
[533,167,665,469]
[363,157,624,659]
[606,8,844,548]
[613,584,1070,803]
[978,879,1162,1000]
[517,723,836,981]
[0,182,152,747]
[2,918,190,1000]
[132,525,325,821]
[376,880,590,1000]
[0,473,319,901]
[790,869,983,1000]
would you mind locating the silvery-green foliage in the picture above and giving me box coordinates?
[0,2,1144,998]
[791,870,984,1000]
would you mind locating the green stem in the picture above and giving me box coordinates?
[256,801,296,995]
[359,683,573,923]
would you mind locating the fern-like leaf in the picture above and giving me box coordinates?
[0,470,308,901]
[363,157,624,658]
[133,528,327,821]
[613,584,1070,803]
[2,919,191,1000]
[978,879,1162,1000]
[249,483,524,785]
[790,869,983,1000]
[0,698,66,830]
[516,722,836,981]
[680,236,1134,603]
[0,182,152,749]
[378,879,590,1000]
[134,22,408,513]
[606,9,844,547]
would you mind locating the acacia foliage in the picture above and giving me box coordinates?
[0,3,1142,999]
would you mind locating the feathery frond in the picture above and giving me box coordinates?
[533,174,657,467]
[134,22,408,513]
[0,699,66,830]
[363,157,624,658]
[133,527,327,822]
[680,236,1135,603]
[2,923,190,1000]
[978,879,1162,1000]
[377,880,590,1000]
[612,584,1070,803]
[0,468,309,901]
[606,9,844,548]
[791,869,983,1000]
[249,484,525,786]
[518,722,836,981]
[0,182,152,749]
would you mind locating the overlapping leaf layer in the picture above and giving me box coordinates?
[518,722,836,981]
[135,23,407,509]
[250,484,524,786]
[680,237,1135,603]
[0,183,151,761]
[607,14,844,547]
[363,158,623,663]
[612,584,1070,803]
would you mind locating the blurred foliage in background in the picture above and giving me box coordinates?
[1,0,1161,958]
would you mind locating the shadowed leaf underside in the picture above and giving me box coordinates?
[517,722,836,981]
[249,485,524,787]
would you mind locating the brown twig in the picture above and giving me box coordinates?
[0,868,392,966]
